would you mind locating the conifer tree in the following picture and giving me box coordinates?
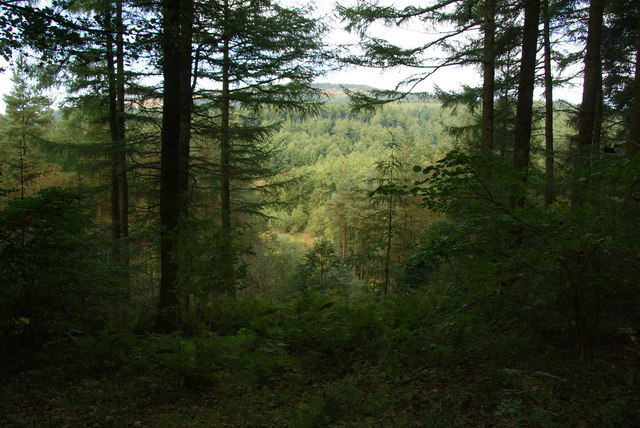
[630,25,640,155]
[188,0,327,290]
[542,0,555,206]
[482,0,497,151]
[573,0,605,205]
[1,57,52,202]
[511,0,540,209]
[158,0,194,331]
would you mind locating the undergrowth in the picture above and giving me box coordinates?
[1,293,639,427]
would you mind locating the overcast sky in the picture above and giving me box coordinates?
[314,0,582,102]
[0,0,582,114]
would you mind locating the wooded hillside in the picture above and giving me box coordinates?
[1,0,639,425]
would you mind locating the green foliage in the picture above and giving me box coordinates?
[396,217,454,291]
[0,187,122,353]
[1,57,54,202]
[241,231,306,297]
[291,238,354,296]
[2,291,640,426]
[175,217,248,298]
[408,149,640,355]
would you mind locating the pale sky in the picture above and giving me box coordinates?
[0,0,583,114]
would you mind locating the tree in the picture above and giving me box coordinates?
[1,57,52,202]
[17,0,155,275]
[598,0,640,156]
[188,0,327,290]
[0,0,83,68]
[364,137,428,293]
[630,22,640,156]
[481,0,497,151]
[337,0,477,108]
[295,237,350,295]
[0,187,121,350]
[511,0,540,209]
[542,0,555,206]
[368,141,409,293]
[105,0,129,267]
[572,0,604,206]
[157,0,194,331]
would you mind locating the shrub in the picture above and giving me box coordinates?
[0,187,122,354]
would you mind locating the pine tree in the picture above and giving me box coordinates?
[511,0,541,209]
[542,0,555,206]
[1,57,52,202]
[630,23,640,155]
[573,0,605,205]
[158,0,194,331]
[188,0,327,290]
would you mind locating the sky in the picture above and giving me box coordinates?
[313,0,583,102]
[0,0,583,114]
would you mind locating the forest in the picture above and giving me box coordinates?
[1,0,639,426]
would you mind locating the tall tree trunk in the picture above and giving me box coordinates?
[158,0,193,332]
[481,0,496,152]
[573,0,604,204]
[592,81,603,155]
[511,0,541,209]
[219,2,234,291]
[628,21,640,157]
[105,1,128,272]
[18,134,26,200]
[105,10,121,262]
[543,0,554,207]
[116,0,129,277]
[220,37,231,231]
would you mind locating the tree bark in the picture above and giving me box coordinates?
[543,0,554,207]
[573,0,604,204]
[481,0,496,152]
[105,1,128,273]
[116,0,129,276]
[220,35,231,231]
[511,0,541,209]
[158,0,193,332]
[218,0,235,292]
[592,81,603,155]
[628,20,640,157]
[105,9,121,262]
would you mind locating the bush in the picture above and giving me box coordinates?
[0,187,122,354]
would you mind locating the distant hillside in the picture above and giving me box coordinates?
[313,83,439,102]
[313,83,378,97]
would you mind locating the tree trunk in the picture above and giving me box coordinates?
[116,0,129,277]
[219,2,234,291]
[481,0,496,152]
[105,10,121,262]
[105,1,128,273]
[158,0,193,332]
[628,21,640,157]
[592,81,603,155]
[220,36,231,231]
[573,0,604,204]
[511,0,541,209]
[543,0,554,207]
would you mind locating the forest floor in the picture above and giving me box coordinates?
[2,295,639,427]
